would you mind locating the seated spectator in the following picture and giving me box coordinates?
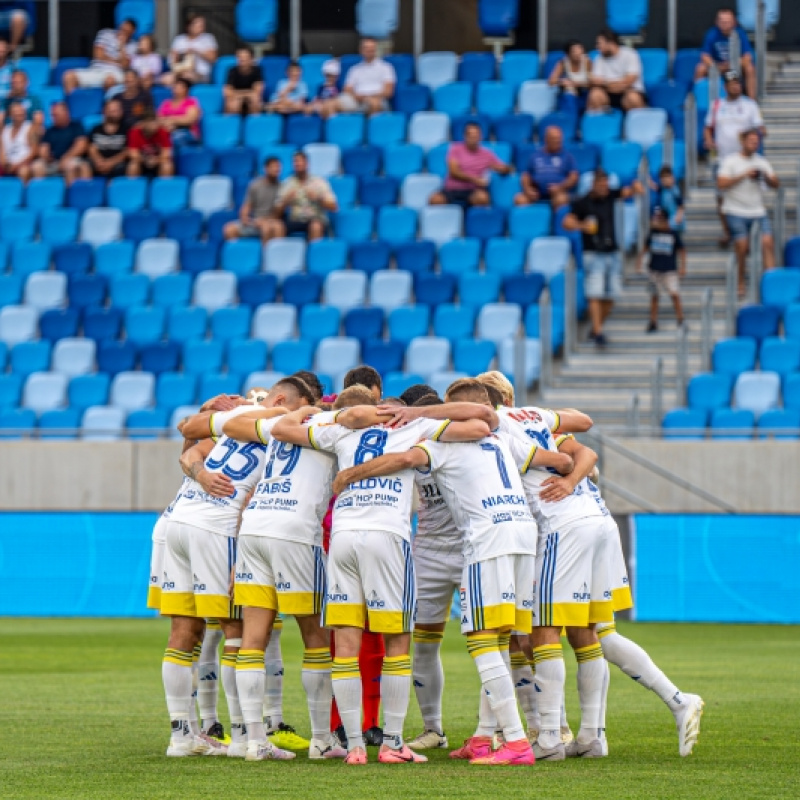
[0,39,13,98]
[0,69,42,125]
[31,101,89,183]
[430,122,513,208]
[112,69,153,127]
[131,34,163,90]
[696,8,756,98]
[336,37,395,114]
[63,19,137,93]
[127,111,174,177]
[275,151,338,241]
[0,100,35,180]
[650,165,685,233]
[515,125,578,209]
[548,40,592,115]
[306,59,340,118]
[165,14,218,86]
[267,61,307,114]
[224,46,264,115]
[587,28,646,112]
[157,77,201,147]
[87,98,129,178]
[224,157,285,242]
[0,1,30,52]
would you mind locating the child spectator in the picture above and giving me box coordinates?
[650,165,685,233]
[131,34,162,89]
[268,62,307,114]
[306,59,340,117]
[637,207,686,332]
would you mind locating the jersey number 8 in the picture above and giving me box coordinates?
[354,429,387,465]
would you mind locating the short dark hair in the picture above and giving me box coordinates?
[274,376,315,405]
[463,122,482,135]
[412,394,444,407]
[565,39,583,52]
[292,370,324,402]
[238,44,254,56]
[287,60,301,70]
[122,17,138,29]
[399,383,436,407]
[658,165,674,177]
[264,156,281,167]
[483,384,504,409]
[381,397,406,406]
[717,7,736,16]
[293,150,307,161]
[344,365,382,393]
[597,28,619,45]
[174,76,191,91]
[444,378,490,404]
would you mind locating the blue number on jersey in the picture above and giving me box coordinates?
[264,440,301,478]
[480,442,512,489]
[354,429,387,465]
[206,440,263,480]
[524,428,560,475]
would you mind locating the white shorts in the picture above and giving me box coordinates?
[460,554,535,634]
[73,64,125,87]
[414,543,463,625]
[147,517,169,610]
[234,535,326,617]
[160,520,238,620]
[604,517,633,612]
[324,529,415,634]
[534,517,614,628]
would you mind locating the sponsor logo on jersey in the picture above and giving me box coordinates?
[501,582,516,601]
[492,512,512,524]
[162,581,175,589]
[521,598,534,608]
[508,409,543,425]
[573,582,591,601]
[327,583,348,602]
[193,573,206,592]
[276,572,291,591]
[236,572,253,581]
[366,590,385,609]
[481,494,528,509]
[337,496,354,508]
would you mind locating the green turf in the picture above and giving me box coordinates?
[1,619,798,799]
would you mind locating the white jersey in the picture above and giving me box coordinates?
[585,477,611,517]
[415,433,538,564]
[153,477,192,543]
[413,470,462,560]
[239,415,336,546]
[307,417,449,542]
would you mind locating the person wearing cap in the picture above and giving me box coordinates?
[718,128,778,297]
[562,169,644,347]
[336,37,395,115]
[636,206,686,333]
[267,61,308,114]
[224,45,265,115]
[306,59,341,118]
[696,8,756,98]
[704,69,765,247]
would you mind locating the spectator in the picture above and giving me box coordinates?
[165,15,218,86]
[563,168,644,346]
[548,40,592,115]
[306,59,341,118]
[696,8,756,98]
[224,157,285,242]
[275,151,338,241]
[267,61,307,114]
[0,101,35,180]
[718,128,778,296]
[113,69,153,127]
[430,122,512,208]
[63,19,137,93]
[336,37,395,114]
[588,28,646,112]
[0,1,30,52]
[131,34,163,89]
[650,165,685,233]
[87,98,129,178]
[31,101,89,183]
[0,69,42,124]
[0,39,13,98]
[703,70,765,247]
[127,111,174,177]
[157,77,201,147]
[224,46,264,115]
[636,207,686,332]
[514,125,578,209]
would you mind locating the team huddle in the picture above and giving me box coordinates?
[148,366,704,766]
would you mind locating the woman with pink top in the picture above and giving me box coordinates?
[156,77,201,146]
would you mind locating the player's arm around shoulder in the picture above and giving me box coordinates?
[550,407,594,433]
[271,405,323,447]
[179,439,234,498]
[335,404,394,429]
[177,395,247,439]
[378,401,498,430]
[332,446,430,495]
[436,418,491,442]
[539,434,598,503]
[221,407,287,443]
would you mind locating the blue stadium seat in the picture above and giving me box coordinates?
[400,174,442,210]
[264,238,306,281]
[256,145,295,177]
[500,51,539,93]
[272,340,314,374]
[367,112,406,147]
[433,82,473,118]
[203,114,242,151]
[476,302,521,343]
[362,340,405,376]
[647,141,686,181]
[243,371,287,394]
[198,373,242,400]
[737,0,780,30]
[116,0,156,34]
[314,337,361,383]
[298,304,339,344]
[713,337,758,378]
[784,238,800,268]
[37,408,80,439]
[177,240,217,278]
[68,274,106,310]
[382,372,425,397]
[537,110,578,143]
[0,272,19,307]
[24,271,66,311]
[183,340,224,375]
[503,273,545,307]
[406,336,451,378]
[509,204,552,243]
[377,206,417,246]
[454,338,495,374]
[10,341,51,377]
[298,54,328,97]
[759,337,800,380]
[498,337,541,384]
[190,175,232,218]
[428,370,469,397]
[761,269,800,313]
[648,80,689,127]
[1,208,36,243]
[236,0,277,41]
[335,207,374,243]
[624,108,667,149]
[350,241,391,274]
[342,145,382,177]
[408,111,450,151]
[83,307,122,342]
[0,305,38,346]
[359,175,398,208]
[92,241,134,280]
[125,408,168,439]
[489,173,521,212]
[167,306,207,342]
[710,408,755,440]
[607,0,648,34]
[459,274,501,311]
[97,340,137,376]
[211,306,251,342]
[344,307,385,343]
[66,88,103,119]
[465,207,505,242]
[80,208,122,247]
[485,237,525,276]
[26,177,64,213]
[152,273,192,308]
[527,236,571,280]
[306,240,348,278]
[163,210,203,243]
[135,238,179,279]
[303,143,341,179]
[493,113,534,146]
[385,53,415,84]
[393,84,431,116]
[109,371,155,411]
[757,408,800,440]
[177,147,215,181]
[39,308,79,342]
[125,305,165,347]
[69,374,110,411]
[662,408,708,440]
[17,56,50,89]
[369,270,413,312]
[326,114,365,149]
[221,238,262,277]
[478,0,518,35]
[439,238,481,275]
[67,178,105,212]
[383,144,425,181]
[602,141,643,185]
[687,373,733,411]
[193,271,237,311]
[416,52,458,91]
[581,109,623,146]
[415,273,456,306]
[41,209,79,246]
[737,304,781,342]
[433,304,475,343]
[388,305,430,344]
[156,373,195,412]
[228,339,269,376]
[250,303,296,345]
[216,147,257,181]
[0,177,22,217]
[0,375,23,411]
[394,240,436,274]
[785,373,800,410]
[330,175,358,209]
[285,114,323,148]
[11,241,50,278]
[458,52,496,86]
[140,341,181,375]
[107,177,148,213]
[450,114,492,142]
[639,48,669,90]
[244,115,283,150]
[420,205,463,247]
[518,80,557,120]
[122,210,161,244]
[476,81,513,119]
[425,143,450,178]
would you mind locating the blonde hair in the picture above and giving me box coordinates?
[475,371,514,406]
[333,384,376,410]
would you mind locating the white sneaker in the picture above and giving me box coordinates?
[166,735,225,757]
[560,726,574,745]
[407,728,449,750]
[565,737,608,758]
[196,732,228,755]
[308,735,348,760]
[245,740,297,761]
[526,729,539,746]
[674,693,705,757]
[227,741,248,758]
[532,740,566,761]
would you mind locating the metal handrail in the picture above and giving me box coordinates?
[563,254,576,366]
[600,476,660,512]
[774,186,786,260]
[627,393,640,435]
[675,322,688,401]
[537,0,548,69]
[726,253,738,336]
[748,219,763,304]
[539,288,552,390]
[513,329,527,408]
[755,0,767,101]
[683,94,697,193]
[700,288,713,372]
[666,0,677,68]
[650,356,663,430]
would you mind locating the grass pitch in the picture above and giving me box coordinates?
[1,619,798,799]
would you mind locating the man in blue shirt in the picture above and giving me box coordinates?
[696,8,755,97]
[514,126,578,210]
[0,69,42,125]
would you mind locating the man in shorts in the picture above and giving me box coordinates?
[31,101,89,183]
[275,151,338,241]
[337,37,395,114]
[224,156,284,242]
[63,19,137,92]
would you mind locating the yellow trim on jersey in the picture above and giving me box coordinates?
[431,419,451,441]
[520,445,539,474]
[469,601,517,633]
[612,586,633,612]
[333,409,344,423]
[588,599,615,624]
[324,602,367,630]
[256,418,270,445]
[196,594,237,620]
[209,412,220,442]
[555,433,575,448]
[308,426,319,450]
[160,591,197,617]
[550,410,561,433]
[538,599,614,627]
[412,442,432,471]
[147,585,162,609]
[234,583,279,611]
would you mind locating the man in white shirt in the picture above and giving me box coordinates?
[704,70,766,247]
[167,15,218,85]
[588,28,646,112]
[718,128,779,296]
[337,37,396,114]
[62,19,137,93]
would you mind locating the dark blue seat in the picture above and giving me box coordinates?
[459,51,496,85]
[66,88,103,119]
[342,145,382,177]
[282,273,322,307]
[285,114,323,147]
[415,273,457,307]
[97,340,137,375]
[122,210,162,243]
[67,178,105,212]
[359,176,398,208]
[565,142,600,174]
[537,111,578,142]
[736,305,781,343]
[478,0,519,36]
[207,210,239,242]
[363,340,405,376]
[53,242,93,275]
[393,240,436,274]
[177,147,215,180]
[385,54,415,84]
[784,237,800,267]
[350,241,391,274]
[127,408,169,439]
[238,273,278,307]
[492,113,534,145]
[393,84,430,115]
[514,143,538,173]
[673,49,702,87]
[344,307,385,343]
[39,308,80,341]
[216,147,257,180]
[163,209,204,242]
[140,341,181,374]
[68,274,107,310]
[648,81,689,128]
[180,240,219,274]
[83,307,123,341]
[503,273,546,307]
[465,207,505,241]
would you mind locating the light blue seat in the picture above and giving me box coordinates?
[263,238,307,281]
[192,271,237,311]
[498,338,541,384]
[190,175,232,217]
[243,371,286,394]
[222,238,262,277]
[325,114,365,149]
[307,239,348,277]
[10,340,51,377]
[12,241,51,278]
[518,80,557,120]
[168,306,208,342]
[500,51,540,93]
[26,177,65,212]
[581,110,623,146]
[662,408,707,441]
[330,175,358,209]
[377,206,417,245]
[203,114,242,151]
[109,371,155,411]
[687,372,732,411]
[400,174,442,210]
[433,82,473,118]
[369,270,413,312]
[0,305,38,346]
[710,408,755,440]
[135,238,179,279]
[623,107,667,149]
[454,338,495,374]
[416,52,459,91]
[152,273,192,308]
[51,337,96,377]
[356,0,399,38]
[733,371,781,415]
[509,204,552,243]
[383,144,425,181]
[408,111,450,151]
[314,336,361,382]
[211,306,251,342]
[439,238,481,275]
[110,274,149,309]
[367,112,407,147]
[526,236,571,280]
[79,207,122,246]
[40,208,79,245]
[303,143,341,178]
[125,305,165,346]
[476,81,513,118]
[81,405,126,441]
[0,208,36,243]
[757,408,800,440]
[419,205,463,247]
[486,237,525,276]
[434,304,475,343]
[476,302,522,344]
[406,336,451,377]
[244,115,284,149]
[22,371,68,413]
[737,0,780,30]
[427,370,467,397]
[761,269,800,313]
[760,337,800,380]
[712,337,757,377]
[334,208,374,243]
[95,240,135,277]
[251,303,297,344]
[24,272,67,311]
[324,271,368,313]
[388,305,429,344]
[106,177,148,213]
[299,304,340,344]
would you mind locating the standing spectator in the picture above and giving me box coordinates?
[131,34,163,89]
[267,61,307,114]
[31,101,89,183]
[515,125,578,209]
[166,15,218,86]
[548,40,592,115]
[650,165,685,233]
[0,69,42,124]
[430,122,512,208]
[703,70,765,247]
[127,111,174,177]
[336,37,395,114]
[636,207,686,332]
[224,46,264,115]
[275,151,338,241]
[0,2,29,52]
[718,128,778,297]
[0,101,35,180]
[223,157,285,242]
[0,40,13,98]
[563,168,644,346]
[113,69,153,127]
[157,77,201,147]
[87,98,129,178]
[63,19,137,93]
[696,8,756,98]
[306,59,341,118]
[588,28,646,112]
